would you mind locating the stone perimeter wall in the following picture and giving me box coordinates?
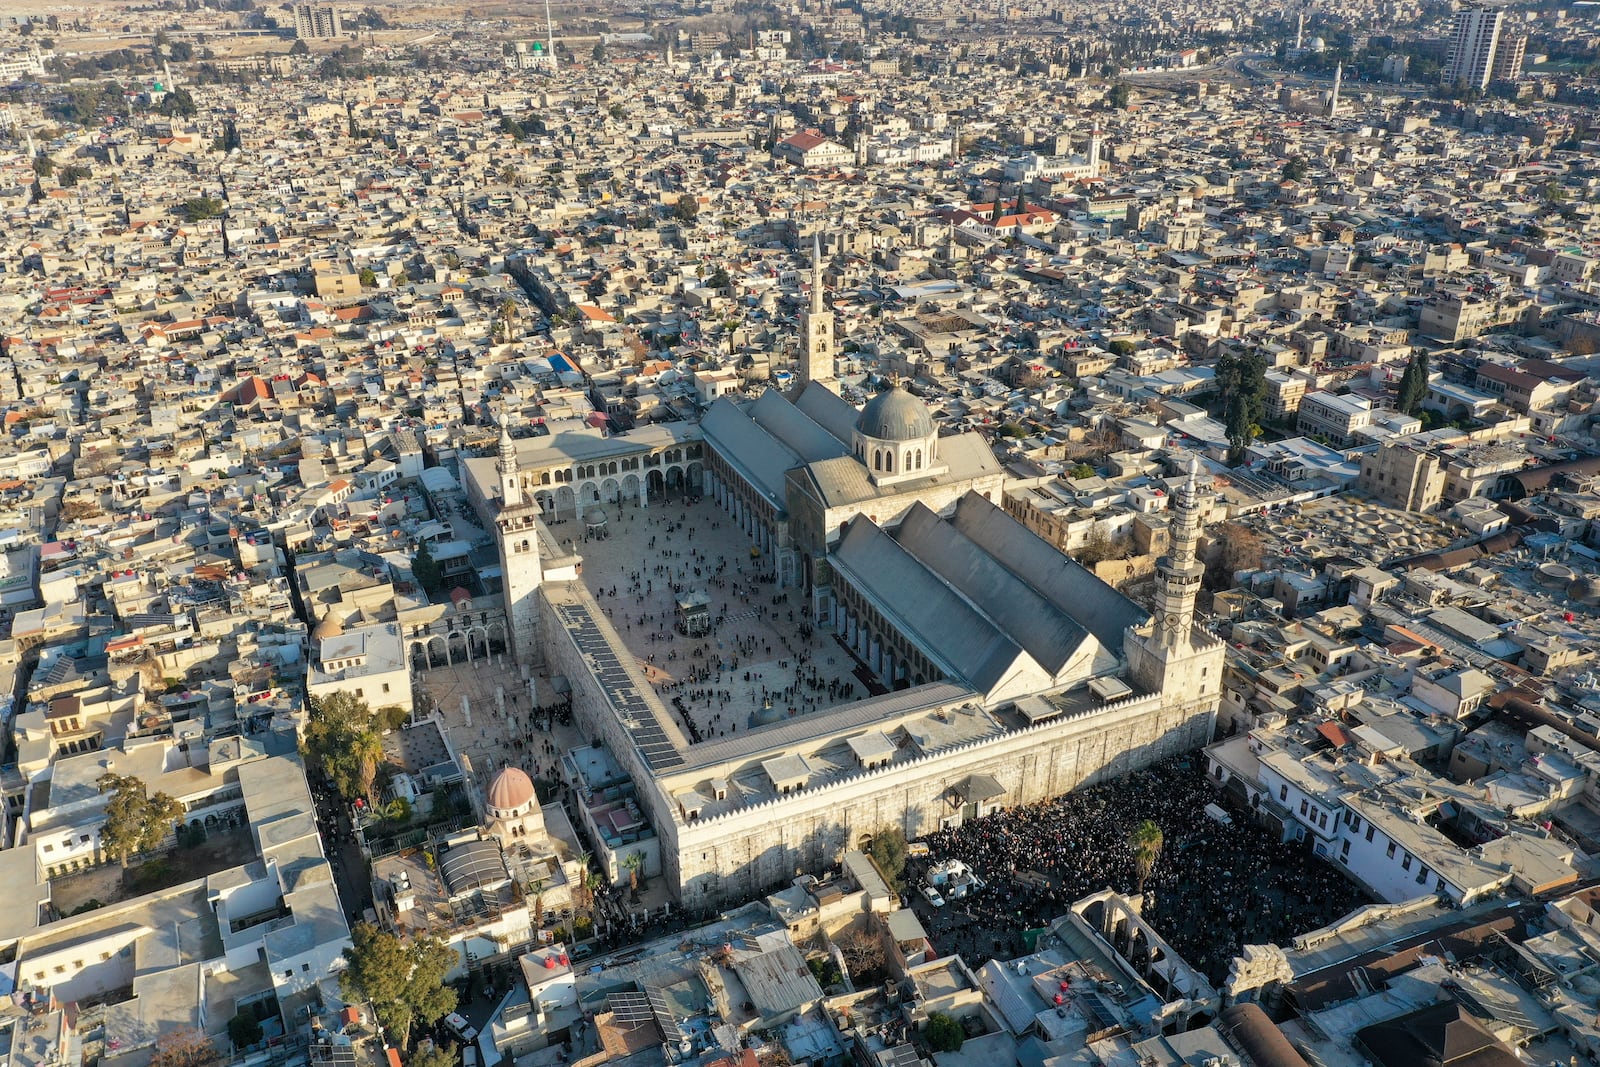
[540,581,1220,909]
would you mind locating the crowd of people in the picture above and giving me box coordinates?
[913,759,1372,983]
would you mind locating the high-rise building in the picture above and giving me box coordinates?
[1491,32,1527,82]
[1444,3,1502,90]
[292,3,343,40]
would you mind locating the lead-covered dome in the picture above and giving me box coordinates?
[857,385,934,442]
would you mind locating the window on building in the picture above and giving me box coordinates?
[1402,853,1413,871]
[1279,785,1288,802]
[1299,799,1308,816]
[1386,842,1396,859]
[1365,825,1375,843]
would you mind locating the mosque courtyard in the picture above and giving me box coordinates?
[559,492,872,745]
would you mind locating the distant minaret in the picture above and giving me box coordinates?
[544,0,558,72]
[163,59,175,88]
[1328,61,1342,116]
[855,128,868,169]
[1295,10,1305,51]
[665,41,674,66]
[794,232,837,394]
[1088,125,1103,178]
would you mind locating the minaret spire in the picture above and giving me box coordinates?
[498,422,521,508]
[810,232,824,314]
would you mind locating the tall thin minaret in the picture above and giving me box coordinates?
[1295,10,1305,51]
[493,419,544,666]
[1125,457,1223,704]
[1152,459,1204,651]
[793,232,837,395]
[1088,125,1103,178]
[544,0,558,72]
[1328,61,1342,117]
[498,423,521,508]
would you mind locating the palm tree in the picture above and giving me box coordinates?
[572,850,593,908]
[530,877,548,931]
[1128,819,1164,893]
[352,730,384,807]
[583,869,603,922]
[622,851,644,899]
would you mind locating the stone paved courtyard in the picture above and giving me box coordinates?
[564,494,867,743]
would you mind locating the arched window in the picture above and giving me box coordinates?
[873,449,882,471]
[886,451,895,473]
[915,448,922,469]
[904,450,912,471]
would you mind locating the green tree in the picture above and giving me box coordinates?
[1214,349,1268,464]
[925,1012,964,1053]
[1107,82,1131,109]
[1068,463,1097,480]
[530,876,548,931]
[97,774,184,867]
[32,155,54,178]
[227,1013,263,1051]
[866,826,909,891]
[1128,819,1164,892]
[1395,352,1429,416]
[1281,156,1309,182]
[339,924,458,1045]
[352,729,384,807]
[409,1043,457,1067]
[181,197,224,222]
[623,850,645,896]
[158,87,197,118]
[671,195,699,224]
[411,540,443,595]
[592,42,605,62]
[1108,339,1137,356]
[303,691,386,805]
[289,39,309,56]
[359,267,378,288]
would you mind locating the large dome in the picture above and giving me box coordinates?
[857,385,934,442]
[312,611,344,641]
[486,766,535,811]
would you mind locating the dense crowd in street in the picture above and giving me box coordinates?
[912,759,1372,982]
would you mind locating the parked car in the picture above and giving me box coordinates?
[444,1013,478,1043]
[920,885,945,907]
